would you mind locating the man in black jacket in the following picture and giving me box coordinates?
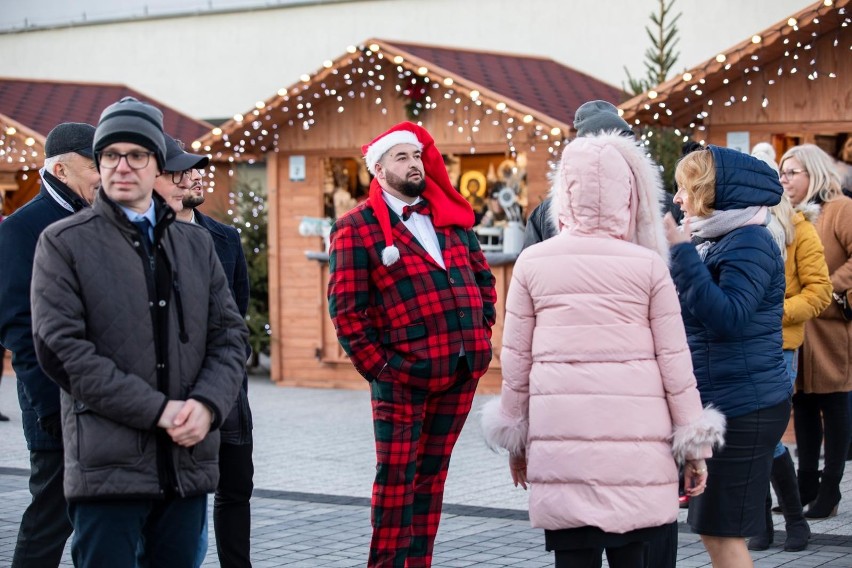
[159,135,254,567]
[0,122,99,568]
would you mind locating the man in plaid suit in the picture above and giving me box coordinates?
[328,122,496,567]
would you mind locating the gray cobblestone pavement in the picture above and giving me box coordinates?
[0,372,851,566]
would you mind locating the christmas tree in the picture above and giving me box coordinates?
[624,0,686,191]
[229,177,270,368]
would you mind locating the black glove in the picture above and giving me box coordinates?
[37,413,62,440]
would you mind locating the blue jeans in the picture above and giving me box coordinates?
[195,497,208,567]
[774,349,798,459]
[70,495,206,568]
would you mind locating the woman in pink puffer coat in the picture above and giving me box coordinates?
[482,132,725,568]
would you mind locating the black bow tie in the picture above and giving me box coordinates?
[402,201,430,221]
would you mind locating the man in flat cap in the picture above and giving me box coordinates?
[0,122,99,568]
[30,97,248,567]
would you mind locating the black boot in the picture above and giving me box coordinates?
[797,469,820,509]
[747,490,774,551]
[771,450,810,551]
[805,473,841,519]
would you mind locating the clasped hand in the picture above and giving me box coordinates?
[157,399,213,447]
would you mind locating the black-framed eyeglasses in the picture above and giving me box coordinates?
[168,169,205,184]
[779,168,807,180]
[98,150,154,170]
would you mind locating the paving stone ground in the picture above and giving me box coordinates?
[0,372,851,566]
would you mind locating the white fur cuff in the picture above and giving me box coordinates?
[479,398,528,456]
[671,405,726,464]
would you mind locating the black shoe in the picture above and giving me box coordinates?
[0,411,9,422]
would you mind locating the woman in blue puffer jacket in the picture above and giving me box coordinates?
[663,146,791,567]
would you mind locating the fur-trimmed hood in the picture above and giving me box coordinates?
[796,201,822,224]
[548,131,669,261]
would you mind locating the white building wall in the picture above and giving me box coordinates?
[0,0,812,121]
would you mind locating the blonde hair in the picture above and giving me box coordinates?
[780,144,842,204]
[768,194,796,262]
[675,150,716,217]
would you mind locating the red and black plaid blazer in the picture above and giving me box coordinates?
[328,201,496,389]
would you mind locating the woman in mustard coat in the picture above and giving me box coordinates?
[781,144,852,520]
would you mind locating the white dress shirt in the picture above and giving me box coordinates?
[382,191,445,269]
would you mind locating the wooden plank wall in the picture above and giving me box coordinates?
[692,26,852,145]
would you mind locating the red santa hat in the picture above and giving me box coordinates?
[362,122,474,266]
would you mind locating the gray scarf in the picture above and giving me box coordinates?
[688,206,768,260]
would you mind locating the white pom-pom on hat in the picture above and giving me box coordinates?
[381,245,400,267]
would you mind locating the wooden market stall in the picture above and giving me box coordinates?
[619,0,852,163]
[196,39,624,391]
[0,112,44,216]
[0,78,218,216]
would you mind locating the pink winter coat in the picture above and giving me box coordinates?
[482,132,725,534]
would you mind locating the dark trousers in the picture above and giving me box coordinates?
[368,368,477,568]
[12,450,73,568]
[646,521,677,568]
[69,494,206,568]
[554,541,648,568]
[793,392,850,479]
[214,442,254,568]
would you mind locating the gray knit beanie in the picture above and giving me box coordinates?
[93,96,166,171]
[573,100,633,137]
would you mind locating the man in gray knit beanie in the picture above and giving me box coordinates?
[30,97,248,567]
[93,96,167,171]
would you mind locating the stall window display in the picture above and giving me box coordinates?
[305,153,529,255]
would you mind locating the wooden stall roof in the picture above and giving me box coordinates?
[619,0,851,128]
[0,77,213,155]
[0,111,45,173]
[196,38,625,160]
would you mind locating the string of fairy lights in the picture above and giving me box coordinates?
[0,121,41,178]
[194,42,567,166]
[194,41,576,223]
[626,0,849,146]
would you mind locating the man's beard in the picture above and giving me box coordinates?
[386,170,426,198]
[182,186,205,209]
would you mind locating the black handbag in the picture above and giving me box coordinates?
[834,290,852,321]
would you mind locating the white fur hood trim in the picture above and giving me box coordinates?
[479,398,527,456]
[548,131,669,263]
[797,202,822,225]
[671,405,726,464]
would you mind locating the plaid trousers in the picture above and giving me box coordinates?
[368,364,477,568]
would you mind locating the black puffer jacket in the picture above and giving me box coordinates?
[31,190,248,501]
[522,199,557,250]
